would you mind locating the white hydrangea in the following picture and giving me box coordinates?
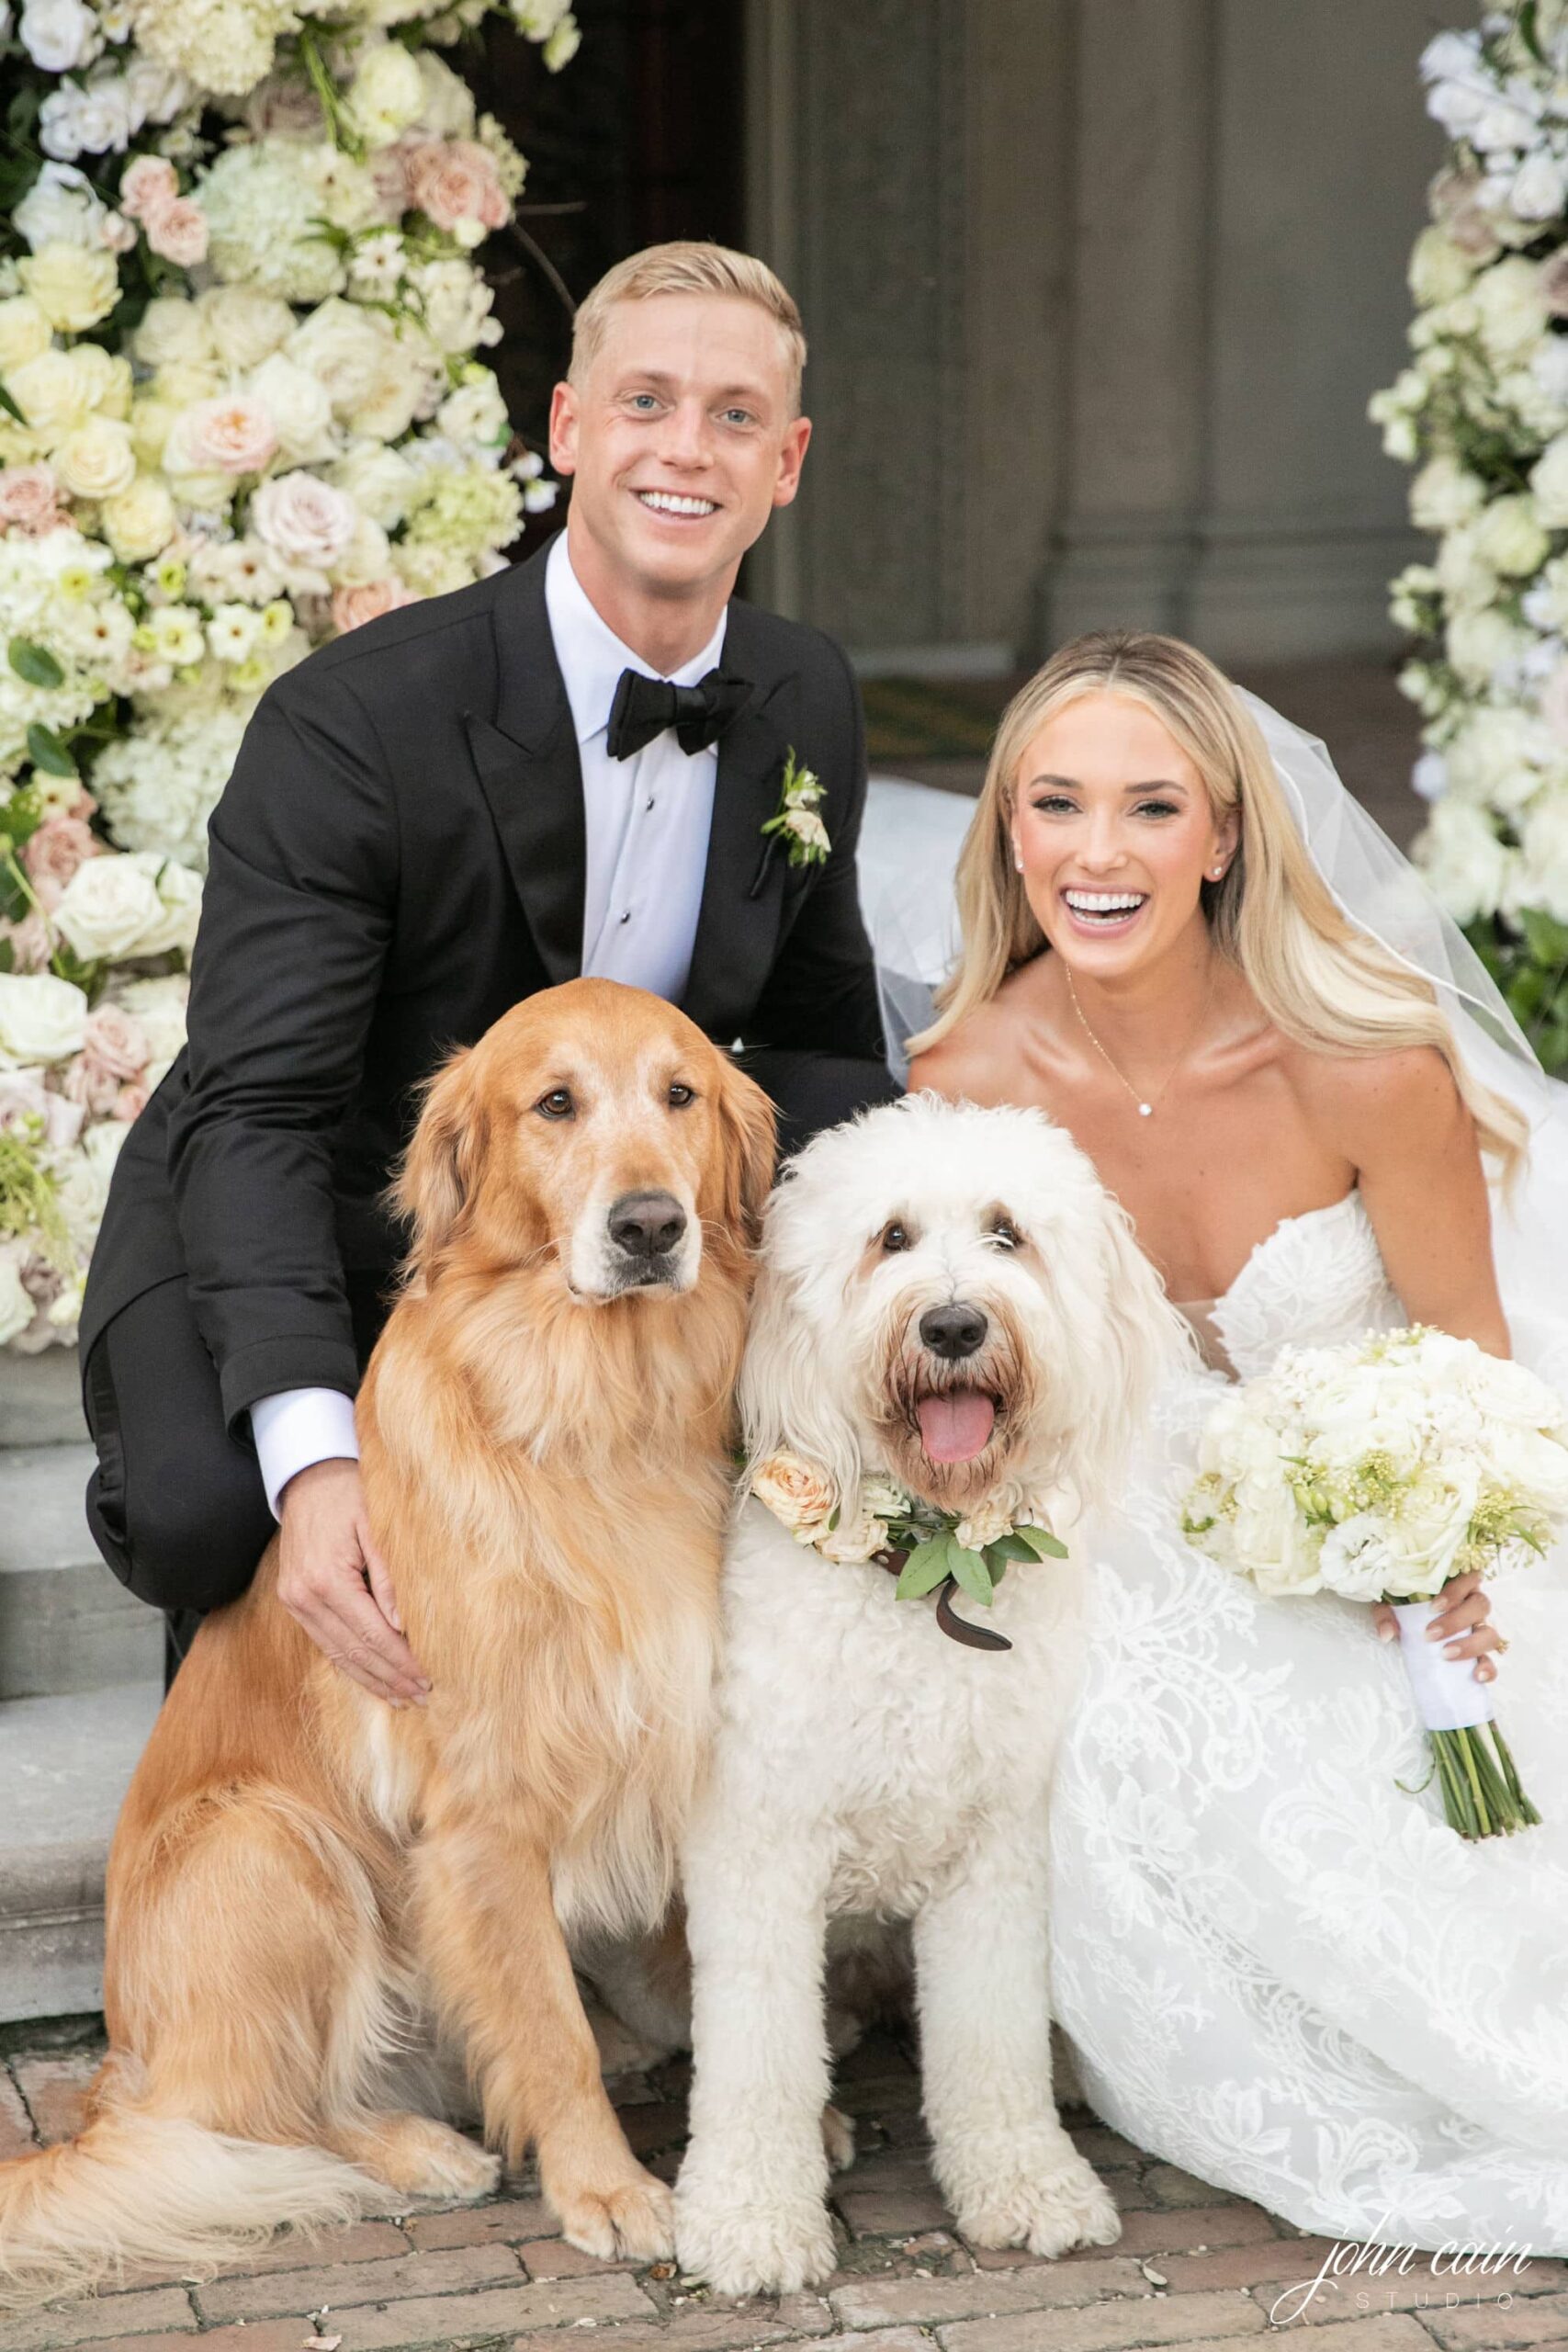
[197,141,348,301]
[91,709,248,869]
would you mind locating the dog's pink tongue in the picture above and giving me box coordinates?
[917,1390,995,1464]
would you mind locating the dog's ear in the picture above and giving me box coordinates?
[716,1058,777,1247]
[391,1044,486,1280]
[1067,1191,1193,1507]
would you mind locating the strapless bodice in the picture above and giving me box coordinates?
[1175,1191,1402,1382]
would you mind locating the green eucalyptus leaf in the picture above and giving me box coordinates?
[979,1541,1011,1588]
[8,639,63,691]
[25,724,76,779]
[987,1532,1038,1563]
[1521,907,1568,969]
[0,380,24,429]
[1013,1522,1068,1560]
[946,1538,995,1605]
[897,1536,952,1600]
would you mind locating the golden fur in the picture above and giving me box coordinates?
[0,979,773,2306]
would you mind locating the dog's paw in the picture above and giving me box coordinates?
[820,2102,856,2176]
[943,2133,1120,2259]
[675,2184,837,2296]
[556,2168,675,2262]
[330,2113,501,2203]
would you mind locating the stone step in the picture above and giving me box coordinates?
[0,1346,85,1448]
[0,1444,162,1699]
[0,1679,161,2021]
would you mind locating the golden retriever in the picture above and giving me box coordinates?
[0,978,774,2307]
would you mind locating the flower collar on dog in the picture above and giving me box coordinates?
[748,1452,1066,1654]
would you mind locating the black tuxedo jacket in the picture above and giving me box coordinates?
[81,542,886,1429]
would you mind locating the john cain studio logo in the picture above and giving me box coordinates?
[1270,2226,1535,2327]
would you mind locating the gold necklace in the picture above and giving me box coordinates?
[1063,965,1211,1119]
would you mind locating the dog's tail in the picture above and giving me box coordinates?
[0,2088,375,2311]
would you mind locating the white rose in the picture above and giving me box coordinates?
[98,471,177,562]
[131,295,213,370]
[13,162,106,253]
[18,0,97,69]
[0,1244,34,1347]
[0,296,52,373]
[347,41,425,147]
[1474,256,1549,365]
[252,469,358,567]
[16,242,118,334]
[0,972,87,1062]
[195,284,293,372]
[331,439,417,528]
[246,353,338,465]
[51,414,136,501]
[1511,153,1568,224]
[1474,492,1550,579]
[6,348,89,444]
[287,297,396,413]
[52,852,198,962]
[1418,797,1514,926]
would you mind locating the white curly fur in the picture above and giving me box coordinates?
[674,1094,1190,2294]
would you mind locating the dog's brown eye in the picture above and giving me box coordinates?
[989,1218,1021,1250]
[881,1221,911,1253]
[668,1082,695,1108]
[536,1088,574,1120]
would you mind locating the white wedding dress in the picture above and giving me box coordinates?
[1046,1189,1568,2251]
[857,767,1568,2253]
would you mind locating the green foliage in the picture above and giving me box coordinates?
[0,1126,68,1267]
[8,639,63,692]
[1467,912,1568,1073]
[25,724,76,780]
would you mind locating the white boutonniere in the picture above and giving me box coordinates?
[761,748,829,869]
[748,1449,1066,1653]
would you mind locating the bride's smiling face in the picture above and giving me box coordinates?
[1010,691,1238,978]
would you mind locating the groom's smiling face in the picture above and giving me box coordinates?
[549,293,811,605]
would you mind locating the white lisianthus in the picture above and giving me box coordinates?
[0,971,87,1061]
[438,374,509,449]
[51,415,137,502]
[1475,493,1551,578]
[16,242,118,334]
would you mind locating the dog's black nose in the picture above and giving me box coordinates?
[919,1302,988,1359]
[608,1190,687,1259]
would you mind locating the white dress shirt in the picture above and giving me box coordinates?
[251,530,729,1518]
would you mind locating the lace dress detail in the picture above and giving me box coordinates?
[1049,1192,1568,2249]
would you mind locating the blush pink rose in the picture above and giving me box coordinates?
[0,463,65,537]
[113,1078,150,1122]
[331,576,419,633]
[119,155,178,220]
[144,198,209,268]
[22,814,101,911]
[0,913,53,974]
[174,395,279,477]
[251,469,357,567]
[81,1001,150,1082]
[62,1052,118,1117]
[403,140,508,234]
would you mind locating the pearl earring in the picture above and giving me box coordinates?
[1211,865,1225,879]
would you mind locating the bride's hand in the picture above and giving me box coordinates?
[1371,1572,1502,1685]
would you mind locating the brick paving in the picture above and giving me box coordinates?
[0,2018,1560,2352]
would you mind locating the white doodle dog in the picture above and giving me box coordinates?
[673,1093,1188,2294]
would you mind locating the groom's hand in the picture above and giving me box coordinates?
[1372,1570,1500,1684]
[276,1458,432,1705]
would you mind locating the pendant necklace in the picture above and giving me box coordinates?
[1063,964,1212,1119]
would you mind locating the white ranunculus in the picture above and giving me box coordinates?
[1419,797,1514,925]
[18,0,98,73]
[251,469,358,567]
[1473,254,1548,364]
[51,414,136,501]
[12,160,107,252]
[1474,492,1551,578]
[0,972,87,1062]
[246,353,338,465]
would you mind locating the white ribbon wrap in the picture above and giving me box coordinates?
[1393,1598,1496,1732]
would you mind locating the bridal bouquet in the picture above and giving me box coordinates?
[1180,1326,1568,1838]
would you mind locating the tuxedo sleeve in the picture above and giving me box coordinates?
[742,641,886,1061]
[165,667,398,1431]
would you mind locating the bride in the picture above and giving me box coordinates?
[885,629,1568,2249]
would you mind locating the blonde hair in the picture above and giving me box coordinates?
[912,629,1526,1176]
[569,241,807,413]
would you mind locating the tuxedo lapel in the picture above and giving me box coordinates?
[682,624,800,1037]
[462,547,584,987]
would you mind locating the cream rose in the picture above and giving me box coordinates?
[749,1449,836,1542]
[197,284,294,372]
[0,296,52,373]
[166,394,279,480]
[817,1512,890,1566]
[98,472,177,563]
[0,971,87,1062]
[16,242,118,334]
[1408,225,1474,307]
[132,296,213,370]
[327,510,391,588]
[6,348,90,446]
[51,414,137,502]
[347,42,425,148]
[954,1496,1018,1552]
[251,469,358,567]
[246,354,338,466]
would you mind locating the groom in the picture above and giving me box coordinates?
[80,241,896,1702]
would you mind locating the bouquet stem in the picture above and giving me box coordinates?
[1427,1723,1540,1839]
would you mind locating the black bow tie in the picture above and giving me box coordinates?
[605,666,753,762]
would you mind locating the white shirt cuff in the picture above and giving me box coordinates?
[250,1386,360,1521]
